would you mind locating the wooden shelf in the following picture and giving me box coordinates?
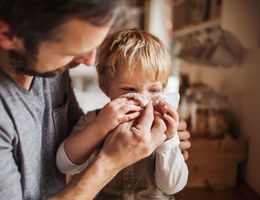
[172,0,260,49]
[173,18,221,38]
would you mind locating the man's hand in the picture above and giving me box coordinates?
[177,120,191,160]
[51,102,168,200]
[100,101,167,170]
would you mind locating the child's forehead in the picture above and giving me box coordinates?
[115,71,163,87]
[117,63,153,79]
[116,76,163,88]
[114,60,168,87]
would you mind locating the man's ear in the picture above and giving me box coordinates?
[0,20,15,50]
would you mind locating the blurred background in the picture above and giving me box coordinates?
[69,0,260,199]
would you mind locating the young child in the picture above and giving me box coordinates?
[56,28,188,199]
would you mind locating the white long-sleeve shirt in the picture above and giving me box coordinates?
[56,112,188,197]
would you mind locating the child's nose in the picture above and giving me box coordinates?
[73,50,96,66]
[139,91,152,99]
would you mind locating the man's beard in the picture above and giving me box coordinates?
[9,50,79,78]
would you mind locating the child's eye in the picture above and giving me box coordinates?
[150,89,161,93]
[122,87,137,92]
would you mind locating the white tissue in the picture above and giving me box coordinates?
[121,92,180,110]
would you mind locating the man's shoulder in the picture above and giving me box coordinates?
[0,72,18,111]
[0,98,16,140]
[0,69,15,90]
[0,72,17,128]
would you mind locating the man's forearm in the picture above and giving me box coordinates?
[49,152,119,200]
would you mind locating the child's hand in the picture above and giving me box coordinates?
[156,101,179,140]
[94,97,141,134]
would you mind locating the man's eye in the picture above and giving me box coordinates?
[122,88,136,92]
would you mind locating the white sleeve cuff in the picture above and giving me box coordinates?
[56,141,90,175]
[155,147,188,194]
[155,132,180,153]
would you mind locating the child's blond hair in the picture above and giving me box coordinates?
[96,28,172,95]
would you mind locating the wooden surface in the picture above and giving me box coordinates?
[175,187,246,200]
[186,135,247,189]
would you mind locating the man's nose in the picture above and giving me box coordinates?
[73,50,96,66]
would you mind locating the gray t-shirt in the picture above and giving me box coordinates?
[0,69,82,199]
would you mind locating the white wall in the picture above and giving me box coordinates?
[145,0,172,49]
[179,49,260,193]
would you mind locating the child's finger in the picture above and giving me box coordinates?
[163,113,178,129]
[120,104,141,114]
[122,111,141,122]
[163,113,175,128]
[163,113,177,138]
[112,97,140,106]
[159,101,179,122]
[125,99,140,106]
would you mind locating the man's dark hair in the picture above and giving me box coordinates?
[0,0,122,54]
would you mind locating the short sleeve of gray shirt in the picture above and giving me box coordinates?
[0,69,82,199]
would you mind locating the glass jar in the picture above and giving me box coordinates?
[190,89,210,137]
[180,86,229,139]
[206,94,229,138]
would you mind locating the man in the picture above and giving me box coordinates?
[0,1,191,199]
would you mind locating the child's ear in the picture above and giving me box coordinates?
[0,20,16,50]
